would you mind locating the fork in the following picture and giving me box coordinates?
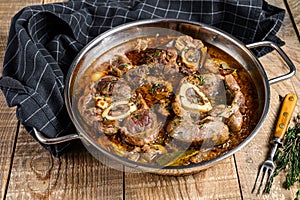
[252,93,298,194]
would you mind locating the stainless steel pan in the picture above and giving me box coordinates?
[34,19,295,175]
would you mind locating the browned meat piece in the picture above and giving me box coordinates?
[207,74,245,117]
[147,62,183,92]
[222,74,246,131]
[110,55,133,77]
[184,73,226,99]
[135,78,173,107]
[125,65,149,88]
[94,98,138,136]
[125,48,182,89]
[165,48,178,67]
[133,93,149,110]
[148,63,168,78]
[79,86,126,135]
[177,73,245,133]
[141,144,167,162]
[198,74,225,98]
[163,48,184,87]
[224,74,240,91]
[203,58,220,74]
[224,74,245,108]
[168,117,229,146]
[95,75,118,96]
[78,106,98,126]
[209,104,238,119]
[95,95,149,136]
[97,135,141,162]
[95,120,119,135]
[163,67,184,90]
[95,76,132,100]
[111,80,132,101]
[93,99,137,136]
[175,35,204,51]
[172,82,212,118]
[94,96,137,135]
[119,109,161,146]
[126,48,166,66]
[175,36,207,71]
[233,90,245,109]
[172,74,226,117]
[77,94,99,124]
[210,58,237,76]
[227,110,243,132]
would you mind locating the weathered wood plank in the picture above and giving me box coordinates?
[123,0,300,199]
[124,1,300,200]
[6,127,123,200]
[2,0,300,199]
[42,0,65,3]
[125,157,241,199]
[3,1,123,200]
[287,0,300,40]
[235,0,300,199]
[0,96,18,200]
[0,1,44,199]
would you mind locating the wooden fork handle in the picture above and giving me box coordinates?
[274,93,298,140]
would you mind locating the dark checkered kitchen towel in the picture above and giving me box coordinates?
[0,0,285,156]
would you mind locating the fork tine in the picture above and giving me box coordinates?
[252,165,264,193]
[263,168,275,193]
[257,167,268,194]
[251,94,297,195]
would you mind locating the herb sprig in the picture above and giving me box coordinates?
[266,114,300,200]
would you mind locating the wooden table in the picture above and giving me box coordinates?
[0,0,299,199]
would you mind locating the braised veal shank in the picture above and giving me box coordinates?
[76,35,259,166]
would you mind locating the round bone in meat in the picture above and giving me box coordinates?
[102,100,137,120]
[179,82,212,112]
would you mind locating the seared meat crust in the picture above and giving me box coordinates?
[77,34,257,166]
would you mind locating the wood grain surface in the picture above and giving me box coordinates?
[0,1,44,199]
[124,157,241,199]
[236,0,300,199]
[0,0,299,200]
[287,0,300,41]
[1,2,123,199]
[5,128,123,200]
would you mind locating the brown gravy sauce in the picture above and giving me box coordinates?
[74,35,259,166]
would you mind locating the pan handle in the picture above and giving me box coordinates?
[33,128,81,145]
[246,41,296,85]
